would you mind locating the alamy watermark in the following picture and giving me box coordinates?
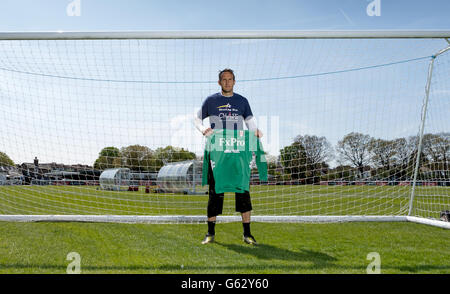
[366,0,381,17]
[366,252,381,274]
[170,108,280,156]
[66,252,81,274]
[67,0,81,17]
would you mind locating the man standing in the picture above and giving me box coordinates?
[194,68,263,245]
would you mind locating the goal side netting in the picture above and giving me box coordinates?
[0,31,448,227]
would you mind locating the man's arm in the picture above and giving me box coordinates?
[194,108,214,136]
[243,98,263,138]
[245,116,263,138]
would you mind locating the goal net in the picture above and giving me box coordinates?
[0,31,448,226]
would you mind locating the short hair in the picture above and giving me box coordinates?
[219,68,235,81]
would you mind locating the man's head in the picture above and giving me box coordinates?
[218,68,235,95]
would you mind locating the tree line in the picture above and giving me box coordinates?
[0,145,195,173]
[277,132,449,183]
[0,132,448,181]
[93,145,196,172]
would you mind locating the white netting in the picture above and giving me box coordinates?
[0,35,448,222]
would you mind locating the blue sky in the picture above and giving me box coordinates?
[0,0,449,31]
[0,1,449,166]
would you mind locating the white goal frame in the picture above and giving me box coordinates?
[0,30,449,229]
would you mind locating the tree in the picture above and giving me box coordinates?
[336,132,372,177]
[389,135,435,180]
[279,141,307,180]
[421,133,450,179]
[294,135,333,165]
[391,137,415,168]
[368,138,397,171]
[324,165,355,181]
[154,146,196,166]
[422,133,449,164]
[121,145,161,172]
[0,151,14,166]
[93,147,121,170]
[265,155,279,175]
[293,135,333,183]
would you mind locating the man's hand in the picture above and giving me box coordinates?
[202,128,214,137]
[203,128,262,138]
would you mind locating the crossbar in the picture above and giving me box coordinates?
[0,30,449,40]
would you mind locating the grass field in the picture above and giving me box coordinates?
[0,184,449,217]
[0,221,449,274]
[0,185,449,274]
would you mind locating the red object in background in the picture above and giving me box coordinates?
[128,186,139,192]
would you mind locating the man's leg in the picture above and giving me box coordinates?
[202,158,224,244]
[236,191,257,245]
[204,191,224,244]
[241,210,251,223]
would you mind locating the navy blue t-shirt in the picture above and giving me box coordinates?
[200,92,253,130]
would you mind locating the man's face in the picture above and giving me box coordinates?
[218,72,235,94]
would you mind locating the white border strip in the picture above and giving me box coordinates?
[0,30,449,40]
[0,215,407,224]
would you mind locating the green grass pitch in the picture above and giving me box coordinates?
[0,185,449,274]
[1,184,448,216]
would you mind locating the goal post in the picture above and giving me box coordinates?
[0,30,449,228]
[408,45,450,216]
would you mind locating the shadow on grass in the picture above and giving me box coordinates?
[215,242,337,265]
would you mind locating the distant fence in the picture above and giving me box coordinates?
[2,179,449,187]
[319,181,448,187]
[8,179,156,186]
[29,179,99,186]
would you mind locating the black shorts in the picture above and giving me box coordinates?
[207,157,252,218]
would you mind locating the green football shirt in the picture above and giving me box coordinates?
[202,129,268,194]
